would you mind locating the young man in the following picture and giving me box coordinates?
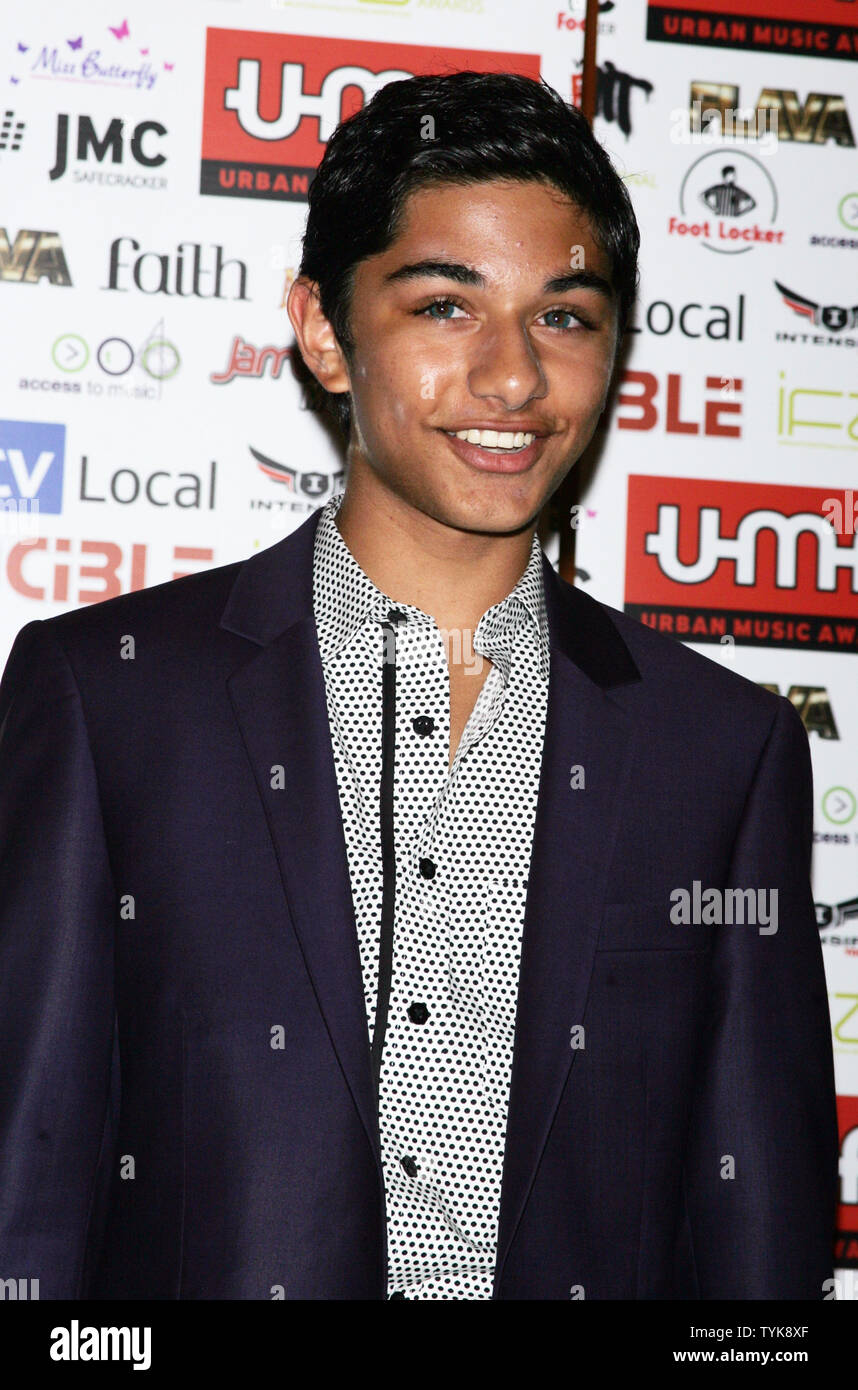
[0,73,838,1300]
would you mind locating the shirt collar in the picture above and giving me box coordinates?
[313,491,550,682]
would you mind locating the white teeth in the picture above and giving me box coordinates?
[451,429,535,449]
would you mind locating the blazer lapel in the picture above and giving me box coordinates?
[220,511,381,1170]
[493,559,641,1291]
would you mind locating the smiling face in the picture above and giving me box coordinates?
[302,178,620,536]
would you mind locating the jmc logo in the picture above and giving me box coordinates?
[49,114,167,186]
[199,29,540,201]
[625,476,858,651]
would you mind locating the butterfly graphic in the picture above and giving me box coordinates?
[67,36,83,50]
[10,76,19,83]
[140,47,149,55]
[108,19,130,40]
[163,61,174,71]
[16,42,28,53]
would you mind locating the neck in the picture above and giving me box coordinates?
[334,459,536,634]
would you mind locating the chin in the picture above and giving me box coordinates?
[447,496,541,536]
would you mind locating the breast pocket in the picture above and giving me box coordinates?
[597,900,712,953]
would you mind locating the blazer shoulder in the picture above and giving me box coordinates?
[31,509,319,662]
[33,552,247,654]
[569,579,784,724]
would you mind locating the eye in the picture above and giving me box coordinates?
[540,307,589,331]
[416,296,468,321]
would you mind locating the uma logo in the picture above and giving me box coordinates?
[200,29,540,201]
[645,503,858,589]
[225,60,410,144]
[0,420,65,514]
[625,476,858,652]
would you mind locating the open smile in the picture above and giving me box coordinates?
[440,426,547,474]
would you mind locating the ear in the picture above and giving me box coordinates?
[286,277,351,396]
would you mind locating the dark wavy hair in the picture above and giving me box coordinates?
[298,70,640,438]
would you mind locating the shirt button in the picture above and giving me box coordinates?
[400,1155,418,1178]
[419,857,436,880]
[407,1002,429,1024]
[412,715,435,736]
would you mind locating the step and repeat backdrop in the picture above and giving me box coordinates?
[1,0,856,1294]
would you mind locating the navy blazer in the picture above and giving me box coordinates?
[0,506,838,1299]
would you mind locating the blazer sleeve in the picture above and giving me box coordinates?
[681,694,839,1298]
[0,620,117,1298]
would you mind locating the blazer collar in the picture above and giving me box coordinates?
[220,504,641,692]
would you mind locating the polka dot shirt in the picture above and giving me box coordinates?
[312,492,550,1300]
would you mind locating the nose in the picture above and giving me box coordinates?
[466,321,548,412]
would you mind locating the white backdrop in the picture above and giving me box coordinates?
[1,0,856,1293]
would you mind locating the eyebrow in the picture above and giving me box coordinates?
[383,258,615,301]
